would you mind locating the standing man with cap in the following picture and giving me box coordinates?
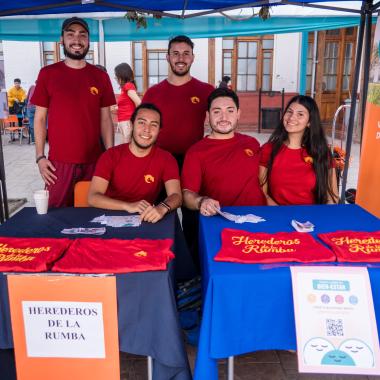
[32,17,116,208]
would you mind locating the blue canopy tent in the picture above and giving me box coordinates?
[0,0,376,221]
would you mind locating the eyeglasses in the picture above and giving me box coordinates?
[168,51,193,59]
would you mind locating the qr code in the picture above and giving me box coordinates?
[326,318,344,336]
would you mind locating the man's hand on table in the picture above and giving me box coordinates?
[199,197,220,217]
[140,204,167,223]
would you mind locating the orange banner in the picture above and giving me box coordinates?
[8,275,119,380]
[356,18,380,217]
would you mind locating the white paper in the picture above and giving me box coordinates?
[91,214,141,228]
[22,301,105,358]
[215,208,265,224]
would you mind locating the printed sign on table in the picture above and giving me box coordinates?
[8,275,119,380]
[291,266,380,375]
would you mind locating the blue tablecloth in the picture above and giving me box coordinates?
[194,204,380,380]
[0,207,193,380]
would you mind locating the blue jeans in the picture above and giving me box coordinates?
[27,107,35,143]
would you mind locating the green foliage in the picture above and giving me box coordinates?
[367,83,380,106]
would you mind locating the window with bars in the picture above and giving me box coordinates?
[42,42,95,66]
[323,42,339,91]
[222,36,274,92]
[133,41,168,93]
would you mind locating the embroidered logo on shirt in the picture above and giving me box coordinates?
[244,149,254,157]
[90,86,99,95]
[144,174,155,184]
[303,156,313,164]
[191,96,200,104]
[134,251,148,257]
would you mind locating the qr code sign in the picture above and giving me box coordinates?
[326,318,344,336]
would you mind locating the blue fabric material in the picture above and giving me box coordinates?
[0,16,367,41]
[194,204,380,380]
[0,0,367,16]
[299,31,309,95]
[0,207,192,380]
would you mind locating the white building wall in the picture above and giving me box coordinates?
[192,38,209,84]
[272,33,301,92]
[215,38,223,86]
[3,41,41,93]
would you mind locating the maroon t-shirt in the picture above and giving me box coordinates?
[181,133,266,206]
[32,61,116,164]
[260,142,316,205]
[142,78,214,155]
[94,144,179,204]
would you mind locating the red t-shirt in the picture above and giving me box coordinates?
[182,133,266,206]
[142,78,214,155]
[32,62,116,164]
[260,142,317,205]
[93,144,179,204]
[117,82,137,122]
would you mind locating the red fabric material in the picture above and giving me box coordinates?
[94,144,179,204]
[31,61,116,164]
[117,82,137,122]
[318,231,380,262]
[52,238,174,273]
[260,142,317,205]
[182,133,266,206]
[48,161,96,208]
[0,237,72,272]
[142,78,214,155]
[215,228,335,263]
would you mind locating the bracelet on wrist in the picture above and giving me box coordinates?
[36,155,46,164]
[159,201,171,213]
[197,196,209,210]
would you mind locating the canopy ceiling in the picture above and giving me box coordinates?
[0,0,367,18]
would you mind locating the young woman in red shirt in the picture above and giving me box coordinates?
[259,95,338,205]
[114,63,141,143]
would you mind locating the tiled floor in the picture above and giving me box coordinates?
[1,130,367,379]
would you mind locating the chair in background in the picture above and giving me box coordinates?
[3,115,27,144]
[74,180,91,207]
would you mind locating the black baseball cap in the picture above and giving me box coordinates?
[61,17,89,35]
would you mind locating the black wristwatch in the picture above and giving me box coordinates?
[36,155,46,164]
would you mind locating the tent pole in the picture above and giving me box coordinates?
[339,1,368,202]
[359,1,373,146]
[98,19,105,67]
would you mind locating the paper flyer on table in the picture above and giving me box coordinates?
[291,266,380,375]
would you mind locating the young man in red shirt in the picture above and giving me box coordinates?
[32,17,116,208]
[88,103,182,224]
[182,88,266,216]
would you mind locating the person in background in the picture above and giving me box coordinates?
[259,95,338,205]
[88,103,181,223]
[218,75,231,89]
[32,17,116,208]
[114,63,141,143]
[182,88,265,219]
[26,81,37,144]
[8,78,26,127]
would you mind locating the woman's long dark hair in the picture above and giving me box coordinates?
[265,95,336,204]
[114,63,135,87]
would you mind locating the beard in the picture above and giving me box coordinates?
[131,131,156,150]
[63,44,89,60]
[210,121,237,135]
[169,61,191,77]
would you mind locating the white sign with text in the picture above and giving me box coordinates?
[291,266,380,375]
[22,301,105,358]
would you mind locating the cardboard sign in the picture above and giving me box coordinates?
[8,275,119,380]
[291,266,380,375]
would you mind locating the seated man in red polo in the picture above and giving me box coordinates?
[88,103,182,223]
[182,88,266,216]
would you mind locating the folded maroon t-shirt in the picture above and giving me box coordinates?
[0,237,72,272]
[215,229,335,264]
[52,238,174,273]
[319,231,380,262]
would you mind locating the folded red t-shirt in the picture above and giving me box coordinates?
[0,237,72,272]
[215,229,335,263]
[52,238,174,274]
[318,231,380,262]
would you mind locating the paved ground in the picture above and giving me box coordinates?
[0,129,366,379]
